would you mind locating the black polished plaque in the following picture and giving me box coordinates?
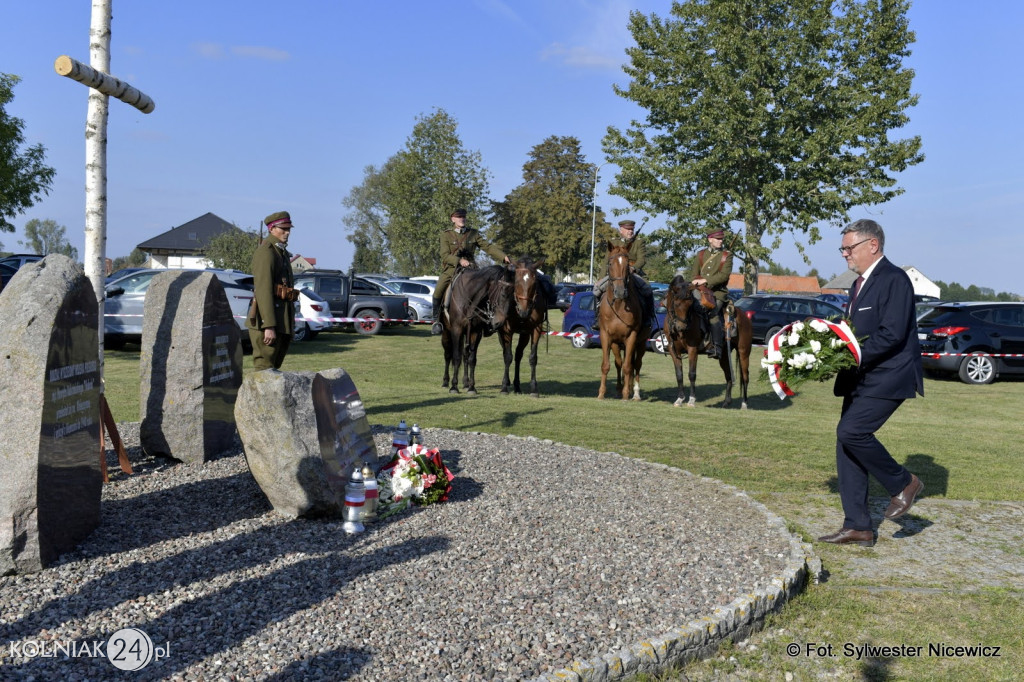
[38,282,102,565]
[311,370,376,492]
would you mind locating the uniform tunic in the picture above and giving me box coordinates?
[434,227,507,305]
[689,247,733,305]
[247,233,295,370]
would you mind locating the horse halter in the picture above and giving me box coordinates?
[513,265,538,316]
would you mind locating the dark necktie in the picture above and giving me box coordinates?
[848,276,864,312]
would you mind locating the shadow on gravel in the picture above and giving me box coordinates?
[4,530,448,681]
[96,470,271,557]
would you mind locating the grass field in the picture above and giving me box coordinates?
[102,312,1023,680]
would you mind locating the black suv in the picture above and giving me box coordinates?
[918,302,1024,384]
[733,294,845,344]
[555,283,591,311]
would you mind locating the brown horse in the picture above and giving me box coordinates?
[499,257,547,396]
[598,242,649,400]
[441,265,513,395]
[663,274,753,409]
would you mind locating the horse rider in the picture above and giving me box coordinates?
[592,219,656,330]
[689,226,734,359]
[432,208,510,335]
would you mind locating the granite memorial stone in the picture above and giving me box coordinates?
[0,255,102,574]
[139,271,242,464]
[235,368,377,518]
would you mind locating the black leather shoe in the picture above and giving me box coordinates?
[818,528,875,547]
[884,474,924,520]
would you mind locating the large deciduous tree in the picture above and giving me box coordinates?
[20,218,78,260]
[603,0,923,293]
[491,136,610,279]
[1,74,56,233]
[109,247,147,273]
[342,109,491,276]
[204,226,260,272]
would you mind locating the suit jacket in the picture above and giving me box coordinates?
[834,256,923,399]
[247,234,295,335]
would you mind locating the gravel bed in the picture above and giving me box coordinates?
[1,424,798,681]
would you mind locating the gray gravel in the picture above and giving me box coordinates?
[0,424,799,681]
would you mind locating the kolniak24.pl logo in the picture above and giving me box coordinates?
[9,628,170,671]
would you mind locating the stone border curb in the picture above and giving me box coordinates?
[476,434,820,682]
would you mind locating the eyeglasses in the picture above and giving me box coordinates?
[838,238,872,256]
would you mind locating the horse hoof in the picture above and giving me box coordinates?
[740,402,748,410]
[449,387,459,394]
[500,388,509,395]
[467,389,477,396]
[673,398,684,407]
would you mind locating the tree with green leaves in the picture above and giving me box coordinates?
[2,74,56,234]
[342,109,491,276]
[109,247,147,273]
[20,218,78,260]
[603,0,923,294]
[491,136,610,279]
[204,226,259,272]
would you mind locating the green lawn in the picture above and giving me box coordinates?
[102,313,1023,681]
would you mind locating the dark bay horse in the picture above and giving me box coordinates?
[441,265,513,395]
[598,242,649,400]
[499,257,547,396]
[663,274,752,409]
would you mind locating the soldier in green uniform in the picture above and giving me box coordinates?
[247,211,297,370]
[431,208,510,335]
[689,227,734,359]
[592,219,655,328]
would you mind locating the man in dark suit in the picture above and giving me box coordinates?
[819,219,925,547]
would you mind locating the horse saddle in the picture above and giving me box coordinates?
[695,284,716,310]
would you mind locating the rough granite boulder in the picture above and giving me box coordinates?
[139,270,242,464]
[0,255,102,574]
[235,368,377,518]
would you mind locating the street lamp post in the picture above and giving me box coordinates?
[588,162,608,284]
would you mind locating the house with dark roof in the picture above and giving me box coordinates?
[136,212,243,269]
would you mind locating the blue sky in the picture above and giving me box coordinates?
[4,1,1023,294]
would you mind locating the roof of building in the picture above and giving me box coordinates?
[728,273,820,294]
[136,212,241,252]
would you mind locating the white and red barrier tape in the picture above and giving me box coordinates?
[105,312,1024,357]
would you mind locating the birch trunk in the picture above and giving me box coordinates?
[85,0,110,368]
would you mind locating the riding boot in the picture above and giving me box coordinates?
[430,299,443,335]
[708,317,724,359]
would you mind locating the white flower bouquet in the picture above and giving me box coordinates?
[375,444,454,518]
[760,318,861,399]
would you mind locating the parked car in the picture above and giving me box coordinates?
[294,288,333,342]
[104,268,254,349]
[0,253,43,270]
[817,292,849,308]
[292,270,409,335]
[555,283,591,311]
[733,294,845,344]
[918,302,1024,384]
[385,278,436,299]
[379,281,432,323]
[560,291,669,352]
[105,267,149,283]
[0,262,17,293]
